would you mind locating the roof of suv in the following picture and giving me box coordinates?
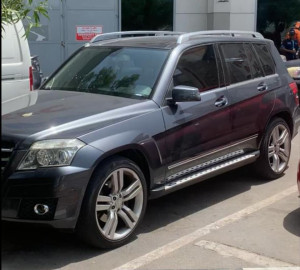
[87,31,266,49]
[90,36,179,49]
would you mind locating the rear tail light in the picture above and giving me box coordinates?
[289,81,299,106]
[29,66,33,91]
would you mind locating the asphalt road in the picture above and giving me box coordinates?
[2,134,300,270]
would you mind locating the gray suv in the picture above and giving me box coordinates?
[2,31,300,248]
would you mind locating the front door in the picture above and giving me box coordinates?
[160,45,232,181]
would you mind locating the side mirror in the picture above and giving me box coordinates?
[167,85,201,104]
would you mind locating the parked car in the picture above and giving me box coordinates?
[2,30,300,249]
[285,59,300,102]
[1,21,33,114]
[31,55,43,90]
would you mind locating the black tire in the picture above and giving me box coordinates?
[253,118,291,180]
[76,156,147,249]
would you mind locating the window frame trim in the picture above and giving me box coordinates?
[163,43,222,105]
[251,42,277,77]
[217,41,268,86]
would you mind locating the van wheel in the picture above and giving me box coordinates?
[254,118,291,180]
[76,157,147,249]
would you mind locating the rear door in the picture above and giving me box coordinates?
[218,42,278,145]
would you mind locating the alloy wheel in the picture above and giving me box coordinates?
[268,124,291,173]
[95,168,144,240]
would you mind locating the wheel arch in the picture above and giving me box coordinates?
[89,146,153,196]
[115,148,151,193]
[259,111,294,148]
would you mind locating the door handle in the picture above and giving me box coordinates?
[257,83,268,91]
[215,96,228,107]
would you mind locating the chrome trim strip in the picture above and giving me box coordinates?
[168,134,258,170]
[226,74,279,89]
[165,152,259,191]
[167,150,244,181]
[1,148,14,153]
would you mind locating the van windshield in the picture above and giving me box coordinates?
[42,47,169,99]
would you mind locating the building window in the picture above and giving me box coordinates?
[256,0,300,52]
[121,0,173,31]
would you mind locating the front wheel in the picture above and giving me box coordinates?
[76,157,147,248]
[253,118,291,180]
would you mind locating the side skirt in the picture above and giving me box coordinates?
[150,150,260,199]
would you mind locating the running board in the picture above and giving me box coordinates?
[150,151,259,198]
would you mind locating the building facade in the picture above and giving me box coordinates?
[175,0,257,32]
[28,0,257,76]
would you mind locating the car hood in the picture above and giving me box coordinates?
[2,90,159,148]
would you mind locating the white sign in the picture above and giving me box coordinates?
[76,25,103,41]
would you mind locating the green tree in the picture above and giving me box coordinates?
[1,0,49,36]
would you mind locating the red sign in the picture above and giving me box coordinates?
[76,25,103,41]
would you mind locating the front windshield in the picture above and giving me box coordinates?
[42,47,169,99]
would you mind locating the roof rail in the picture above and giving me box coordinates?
[177,30,264,44]
[90,31,184,43]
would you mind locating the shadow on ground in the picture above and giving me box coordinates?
[283,207,300,237]
[1,166,273,270]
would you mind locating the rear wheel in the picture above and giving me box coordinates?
[254,118,291,179]
[76,156,147,248]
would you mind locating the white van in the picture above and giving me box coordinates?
[1,21,37,115]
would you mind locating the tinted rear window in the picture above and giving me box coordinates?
[253,44,276,76]
[219,43,252,84]
[244,43,264,79]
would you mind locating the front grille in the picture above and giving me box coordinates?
[1,141,15,174]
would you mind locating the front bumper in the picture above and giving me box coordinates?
[1,145,102,229]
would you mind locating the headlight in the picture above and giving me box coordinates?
[287,67,300,79]
[18,139,86,170]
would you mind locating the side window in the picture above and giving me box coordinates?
[173,45,219,92]
[219,43,252,84]
[244,44,264,79]
[253,44,276,76]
